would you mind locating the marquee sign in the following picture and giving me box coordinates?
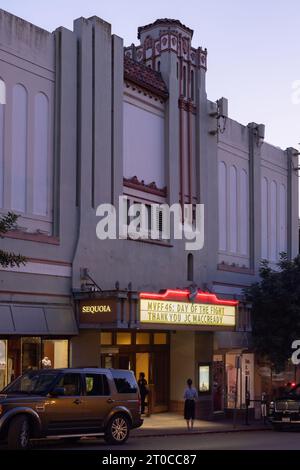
[140,289,237,328]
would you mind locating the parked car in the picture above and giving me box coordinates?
[269,383,300,430]
[0,368,143,449]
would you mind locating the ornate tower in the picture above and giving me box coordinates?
[125,19,207,210]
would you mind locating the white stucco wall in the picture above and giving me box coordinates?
[261,143,287,262]
[170,331,195,402]
[218,119,250,267]
[123,88,165,188]
[0,10,54,234]
[218,118,289,268]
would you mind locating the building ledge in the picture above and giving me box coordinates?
[4,230,59,245]
[217,263,254,275]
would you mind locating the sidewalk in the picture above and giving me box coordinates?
[131,413,270,437]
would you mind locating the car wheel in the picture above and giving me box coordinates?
[7,415,31,450]
[104,414,130,445]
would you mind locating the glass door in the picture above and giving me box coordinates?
[21,337,41,372]
[7,338,21,383]
[212,356,225,412]
[136,353,150,383]
[152,351,169,410]
[118,353,134,370]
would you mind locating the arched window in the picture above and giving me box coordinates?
[187,253,194,281]
[33,92,49,216]
[191,70,194,100]
[261,177,268,259]
[279,184,287,253]
[0,78,6,105]
[270,180,277,261]
[218,161,227,251]
[183,66,187,96]
[0,78,5,208]
[229,165,238,253]
[12,84,28,212]
[239,169,248,255]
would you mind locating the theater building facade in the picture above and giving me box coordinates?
[0,11,298,417]
[0,11,78,390]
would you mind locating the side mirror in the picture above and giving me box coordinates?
[49,387,65,397]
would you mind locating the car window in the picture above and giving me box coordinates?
[85,374,110,396]
[3,371,57,395]
[110,370,138,394]
[57,373,82,396]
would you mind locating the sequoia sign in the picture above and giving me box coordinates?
[81,304,112,314]
[79,299,117,324]
[139,290,237,328]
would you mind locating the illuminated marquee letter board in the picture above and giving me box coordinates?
[140,290,237,329]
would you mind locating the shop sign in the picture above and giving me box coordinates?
[82,305,111,314]
[140,298,236,327]
[241,354,254,408]
[79,299,117,324]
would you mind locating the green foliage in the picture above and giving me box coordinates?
[0,212,19,234]
[0,212,26,268]
[244,253,300,372]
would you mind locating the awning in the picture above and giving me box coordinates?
[0,304,78,336]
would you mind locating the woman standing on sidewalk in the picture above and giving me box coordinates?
[138,372,149,415]
[183,378,198,431]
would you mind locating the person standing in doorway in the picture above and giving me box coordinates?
[183,378,198,431]
[138,372,148,415]
[261,391,268,424]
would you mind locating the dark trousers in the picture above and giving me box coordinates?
[141,394,147,414]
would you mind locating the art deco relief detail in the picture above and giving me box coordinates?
[124,32,207,70]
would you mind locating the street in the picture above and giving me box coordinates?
[26,430,300,450]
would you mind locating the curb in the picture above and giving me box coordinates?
[132,426,270,438]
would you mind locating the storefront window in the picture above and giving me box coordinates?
[0,340,7,390]
[226,354,239,408]
[7,338,21,383]
[21,337,41,372]
[153,333,167,345]
[225,353,254,409]
[116,333,131,345]
[42,340,68,369]
[241,354,254,408]
[100,332,113,345]
[136,333,150,345]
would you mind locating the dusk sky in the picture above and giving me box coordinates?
[2,0,299,150]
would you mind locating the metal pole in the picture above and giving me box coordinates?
[233,356,240,428]
[245,375,249,425]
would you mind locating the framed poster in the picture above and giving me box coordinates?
[198,363,211,393]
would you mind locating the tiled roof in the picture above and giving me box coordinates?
[138,19,194,39]
[124,56,168,99]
